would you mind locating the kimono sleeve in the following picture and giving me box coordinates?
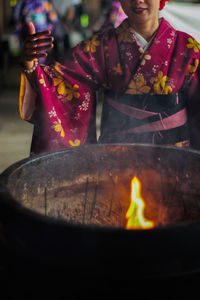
[20,33,108,154]
[187,58,200,150]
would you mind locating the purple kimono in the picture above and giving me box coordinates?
[19,18,200,154]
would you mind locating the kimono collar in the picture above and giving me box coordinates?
[134,32,148,50]
[118,17,177,57]
[123,18,167,50]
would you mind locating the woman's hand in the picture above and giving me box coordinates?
[21,22,54,70]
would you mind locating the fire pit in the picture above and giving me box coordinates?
[1,144,200,294]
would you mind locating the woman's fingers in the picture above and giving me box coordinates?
[29,44,54,55]
[26,30,52,42]
[23,43,53,60]
[34,37,54,45]
[26,41,54,54]
[26,31,54,55]
[21,22,54,68]
[24,33,54,61]
[26,37,54,49]
[27,22,52,44]
[34,44,54,51]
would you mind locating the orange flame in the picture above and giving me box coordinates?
[125,176,155,230]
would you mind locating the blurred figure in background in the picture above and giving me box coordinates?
[14,0,58,62]
[51,0,81,59]
[102,1,127,29]
[83,1,127,34]
[108,1,127,28]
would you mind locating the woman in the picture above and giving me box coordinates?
[19,0,200,154]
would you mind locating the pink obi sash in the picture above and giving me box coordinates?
[98,91,190,145]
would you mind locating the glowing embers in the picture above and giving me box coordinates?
[125,176,155,230]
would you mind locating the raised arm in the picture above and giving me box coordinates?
[19,22,110,154]
[19,22,54,119]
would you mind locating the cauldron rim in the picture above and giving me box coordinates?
[1,142,200,178]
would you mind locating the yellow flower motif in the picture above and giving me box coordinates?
[113,63,123,75]
[154,71,172,95]
[186,59,199,76]
[116,21,134,43]
[187,38,200,53]
[54,62,63,74]
[126,76,151,95]
[164,85,173,94]
[66,84,80,101]
[154,71,167,89]
[53,75,80,100]
[53,119,65,138]
[69,139,80,147]
[84,35,100,53]
[39,74,46,87]
[53,76,66,95]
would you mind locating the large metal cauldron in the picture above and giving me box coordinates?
[1,144,200,297]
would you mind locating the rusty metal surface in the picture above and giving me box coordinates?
[1,143,200,227]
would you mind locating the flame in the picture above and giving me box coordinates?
[125,176,155,230]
